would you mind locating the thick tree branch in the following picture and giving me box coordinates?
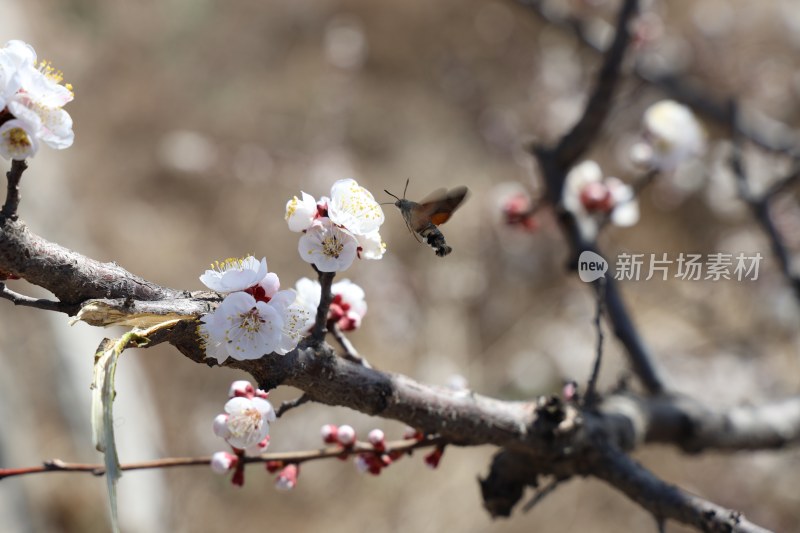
[0,219,185,307]
[590,444,772,533]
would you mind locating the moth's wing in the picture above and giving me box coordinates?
[419,188,448,205]
[417,186,470,226]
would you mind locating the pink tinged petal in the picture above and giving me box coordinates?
[228,380,255,398]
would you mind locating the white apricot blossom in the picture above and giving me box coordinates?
[327,178,385,235]
[0,40,75,157]
[285,191,319,232]
[636,99,706,172]
[199,256,268,293]
[298,219,359,272]
[216,395,275,450]
[0,118,38,160]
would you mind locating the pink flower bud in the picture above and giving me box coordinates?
[229,380,255,399]
[254,388,269,399]
[424,446,445,469]
[368,429,385,451]
[321,424,339,444]
[403,426,424,441]
[266,460,283,473]
[210,451,238,474]
[579,181,614,213]
[275,464,299,491]
[337,424,356,446]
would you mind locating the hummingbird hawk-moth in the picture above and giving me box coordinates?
[384,180,469,257]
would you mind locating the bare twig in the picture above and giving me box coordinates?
[0,282,71,313]
[1,159,27,221]
[517,0,798,156]
[0,437,442,480]
[521,477,563,513]
[551,0,640,171]
[311,269,335,344]
[729,102,800,301]
[584,277,606,406]
[330,322,371,368]
[276,394,311,418]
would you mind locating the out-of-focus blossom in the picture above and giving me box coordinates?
[0,118,38,160]
[275,464,299,491]
[563,160,639,239]
[210,451,238,474]
[637,100,706,172]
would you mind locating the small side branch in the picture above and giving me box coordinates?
[330,323,371,368]
[0,282,71,313]
[584,277,607,405]
[0,437,442,480]
[276,394,311,418]
[552,0,639,171]
[1,159,27,221]
[729,103,800,301]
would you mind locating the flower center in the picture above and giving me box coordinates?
[2,127,32,151]
[210,256,249,273]
[322,234,344,258]
[238,307,264,333]
[227,407,262,438]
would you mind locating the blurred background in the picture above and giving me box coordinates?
[1,0,799,531]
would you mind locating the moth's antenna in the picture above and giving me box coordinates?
[384,189,401,201]
[402,178,410,199]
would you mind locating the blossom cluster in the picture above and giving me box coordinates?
[286,178,386,272]
[199,256,310,362]
[562,160,639,239]
[0,40,74,160]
